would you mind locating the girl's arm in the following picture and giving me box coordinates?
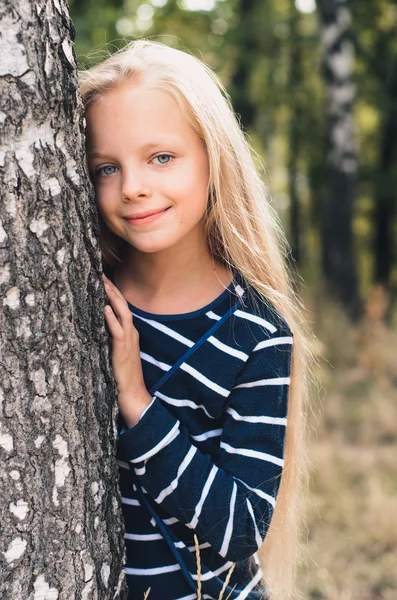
[118,335,292,563]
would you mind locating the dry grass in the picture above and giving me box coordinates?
[143,535,236,599]
[298,287,397,599]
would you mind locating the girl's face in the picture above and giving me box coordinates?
[85,84,210,257]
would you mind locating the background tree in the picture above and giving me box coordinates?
[317,0,361,316]
[0,1,126,598]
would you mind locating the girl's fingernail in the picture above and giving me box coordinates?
[105,305,112,314]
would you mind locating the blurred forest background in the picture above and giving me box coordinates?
[69,0,397,598]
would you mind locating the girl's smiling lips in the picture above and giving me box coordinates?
[123,207,171,225]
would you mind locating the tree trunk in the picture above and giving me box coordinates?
[288,0,303,265]
[373,59,397,289]
[229,0,258,130]
[318,0,361,316]
[0,1,127,598]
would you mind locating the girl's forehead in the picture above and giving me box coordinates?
[85,84,203,152]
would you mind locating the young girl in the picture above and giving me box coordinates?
[79,40,310,600]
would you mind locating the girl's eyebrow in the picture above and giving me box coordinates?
[88,141,179,161]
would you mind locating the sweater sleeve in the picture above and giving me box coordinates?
[117,330,293,562]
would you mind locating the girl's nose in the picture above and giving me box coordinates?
[121,169,152,202]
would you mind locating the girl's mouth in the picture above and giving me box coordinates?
[124,207,171,226]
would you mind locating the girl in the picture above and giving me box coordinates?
[79,40,310,600]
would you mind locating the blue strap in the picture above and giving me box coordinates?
[148,298,241,396]
[133,477,198,592]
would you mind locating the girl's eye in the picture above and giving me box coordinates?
[152,154,172,165]
[97,165,118,177]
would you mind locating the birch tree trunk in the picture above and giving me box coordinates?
[0,1,127,598]
[318,0,361,315]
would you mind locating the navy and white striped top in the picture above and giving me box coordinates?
[114,271,293,600]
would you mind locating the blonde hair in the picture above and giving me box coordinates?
[79,40,314,600]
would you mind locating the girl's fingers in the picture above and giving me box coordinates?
[104,305,125,340]
[104,282,133,331]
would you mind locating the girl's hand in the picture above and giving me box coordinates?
[102,274,152,428]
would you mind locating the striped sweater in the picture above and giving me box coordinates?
[113,272,293,600]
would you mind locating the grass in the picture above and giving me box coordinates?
[298,287,397,599]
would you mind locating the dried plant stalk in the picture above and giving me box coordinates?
[194,534,202,600]
[218,563,236,600]
[224,583,238,600]
[143,587,151,599]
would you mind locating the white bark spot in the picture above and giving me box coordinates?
[4,537,27,563]
[91,481,99,496]
[62,38,76,67]
[0,17,29,77]
[4,194,17,217]
[0,220,7,244]
[101,563,110,588]
[0,432,13,452]
[80,550,94,582]
[56,248,66,266]
[30,368,47,396]
[0,150,6,167]
[75,522,82,534]
[66,157,81,185]
[33,575,59,600]
[81,581,94,600]
[16,316,32,340]
[30,217,49,238]
[34,436,45,448]
[51,435,70,506]
[323,7,351,48]
[15,146,35,178]
[31,396,52,412]
[10,499,29,520]
[328,41,353,80]
[21,70,36,87]
[59,294,67,304]
[25,293,35,307]
[10,470,20,480]
[0,264,11,284]
[43,178,61,197]
[94,516,99,529]
[44,41,53,78]
[3,287,20,310]
[0,110,6,124]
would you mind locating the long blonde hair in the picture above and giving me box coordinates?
[79,40,314,600]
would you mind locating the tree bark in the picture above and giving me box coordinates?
[0,1,127,598]
[287,0,303,265]
[229,0,258,130]
[318,0,361,316]
[373,59,397,289]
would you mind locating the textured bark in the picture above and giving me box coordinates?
[0,1,127,598]
[318,0,361,316]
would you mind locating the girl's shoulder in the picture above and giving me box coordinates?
[235,273,293,341]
